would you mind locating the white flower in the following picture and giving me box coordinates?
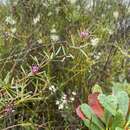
[70,97,75,102]
[37,39,42,43]
[55,93,69,110]
[58,104,64,110]
[50,27,59,41]
[98,52,101,56]
[101,14,105,18]
[113,11,119,19]
[49,85,57,93]
[91,38,99,46]
[72,91,76,96]
[95,55,100,60]
[94,52,101,60]
[33,14,40,24]
[5,16,16,25]
[50,34,59,41]
[108,29,114,35]
[51,28,56,33]
[56,8,60,14]
[11,85,17,89]
[56,100,60,105]
[62,99,67,104]
[107,5,111,9]
[62,94,67,100]
[48,12,52,16]
[11,28,16,33]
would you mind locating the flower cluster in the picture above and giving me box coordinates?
[4,104,14,114]
[5,16,16,25]
[56,91,76,110]
[49,85,57,93]
[31,65,40,75]
[80,31,89,38]
[37,39,42,44]
[50,28,59,41]
[11,28,17,34]
[33,14,40,24]
[90,37,99,47]
[93,52,101,60]
[56,94,68,110]
[113,11,119,19]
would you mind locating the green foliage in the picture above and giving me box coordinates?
[116,91,129,116]
[111,112,125,130]
[77,85,130,130]
[98,94,118,116]
[80,104,104,130]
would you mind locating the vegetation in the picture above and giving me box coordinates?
[76,85,130,130]
[0,0,129,129]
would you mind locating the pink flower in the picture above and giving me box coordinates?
[80,31,89,38]
[31,65,39,74]
[4,105,13,114]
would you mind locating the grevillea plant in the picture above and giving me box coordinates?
[76,85,130,130]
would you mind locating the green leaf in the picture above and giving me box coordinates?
[115,127,124,130]
[92,84,103,93]
[98,94,117,116]
[83,119,101,130]
[112,83,123,95]
[116,91,129,116]
[80,104,104,130]
[111,111,125,130]
[104,110,112,128]
[4,72,10,84]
